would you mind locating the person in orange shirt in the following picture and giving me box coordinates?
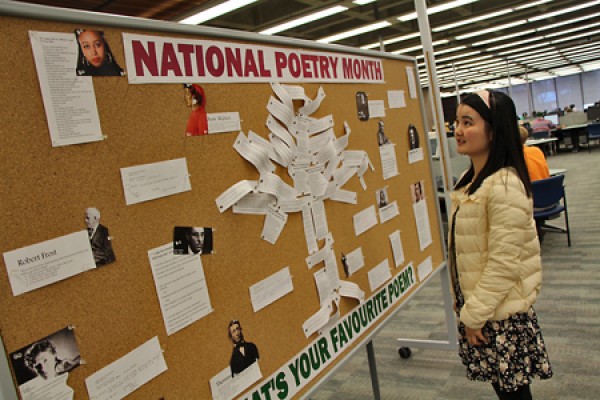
[520,126,551,244]
[520,127,550,182]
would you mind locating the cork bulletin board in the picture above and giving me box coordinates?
[0,4,445,400]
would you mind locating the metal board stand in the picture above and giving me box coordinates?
[396,263,458,354]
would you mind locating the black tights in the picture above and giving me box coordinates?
[492,383,533,400]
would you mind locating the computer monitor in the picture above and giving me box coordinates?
[546,114,559,125]
[587,106,600,122]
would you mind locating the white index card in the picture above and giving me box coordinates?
[406,66,418,99]
[302,303,333,338]
[389,230,405,267]
[261,205,288,244]
[387,90,406,108]
[379,201,399,224]
[249,267,293,312]
[3,230,95,296]
[207,112,241,134]
[148,243,213,336]
[85,337,167,400]
[345,247,365,277]
[120,158,191,205]
[368,259,392,292]
[353,206,378,236]
[216,180,257,213]
[379,144,399,180]
[368,100,386,118]
[417,256,433,283]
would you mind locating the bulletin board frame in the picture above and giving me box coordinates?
[0,1,448,399]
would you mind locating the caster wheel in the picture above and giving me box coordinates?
[398,347,412,359]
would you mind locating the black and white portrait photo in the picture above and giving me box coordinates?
[376,187,389,208]
[10,326,81,387]
[228,319,259,377]
[377,120,391,146]
[84,207,116,267]
[408,124,420,150]
[173,226,213,255]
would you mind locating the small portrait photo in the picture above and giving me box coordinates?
[183,83,209,136]
[377,120,391,146]
[411,180,426,204]
[84,207,116,267]
[10,326,81,386]
[356,91,369,121]
[75,29,125,76]
[408,124,421,150]
[228,319,260,378]
[173,226,213,255]
[376,187,389,208]
[341,253,349,278]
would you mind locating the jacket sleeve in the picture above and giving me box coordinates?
[460,172,531,328]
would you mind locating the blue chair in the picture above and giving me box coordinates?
[586,123,600,152]
[532,175,571,246]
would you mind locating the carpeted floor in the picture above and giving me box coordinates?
[309,148,600,400]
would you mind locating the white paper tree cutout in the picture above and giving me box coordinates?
[216,83,370,335]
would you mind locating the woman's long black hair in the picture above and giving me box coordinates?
[454,90,532,197]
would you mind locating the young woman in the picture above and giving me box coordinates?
[449,90,553,400]
[75,29,124,76]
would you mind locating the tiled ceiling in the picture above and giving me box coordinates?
[13,0,600,92]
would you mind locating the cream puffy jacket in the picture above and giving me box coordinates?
[450,167,542,329]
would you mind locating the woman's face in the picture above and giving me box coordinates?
[33,350,57,379]
[78,31,106,68]
[184,88,194,107]
[454,104,492,159]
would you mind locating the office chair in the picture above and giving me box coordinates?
[531,130,550,140]
[532,175,571,247]
[586,123,600,152]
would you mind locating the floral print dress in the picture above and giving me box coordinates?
[449,208,553,392]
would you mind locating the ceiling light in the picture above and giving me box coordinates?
[528,0,600,22]
[550,66,583,76]
[416,46,467,59]
[505,46,557,59]
[353,0,377,5]
[179,0,257,24]
[260,6,348,35]
[550,28,600,44]
[526,57,566,65]
[516,51,561,62]
[318,20,392,43]
[536,11,600,31]
[581,61,600,71]
[440,91,459,98]
[515,0,553,10]
[544,22,600,38]
[456,21,526,40]
[556,43,600,53]
[449,53,492,65]
[436,46,468,56]
[398,0,478,22]
[460,59,504,68]
[499,42,551,56]
[471,30,536,46]
[393,39,449,54]
[528,72,555,80]
[569,54,600,62]
[563,48,600,57]
[433,9,513,32]
[361,32,420,50]
[488,37,544,51]
[437,51,482,63]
